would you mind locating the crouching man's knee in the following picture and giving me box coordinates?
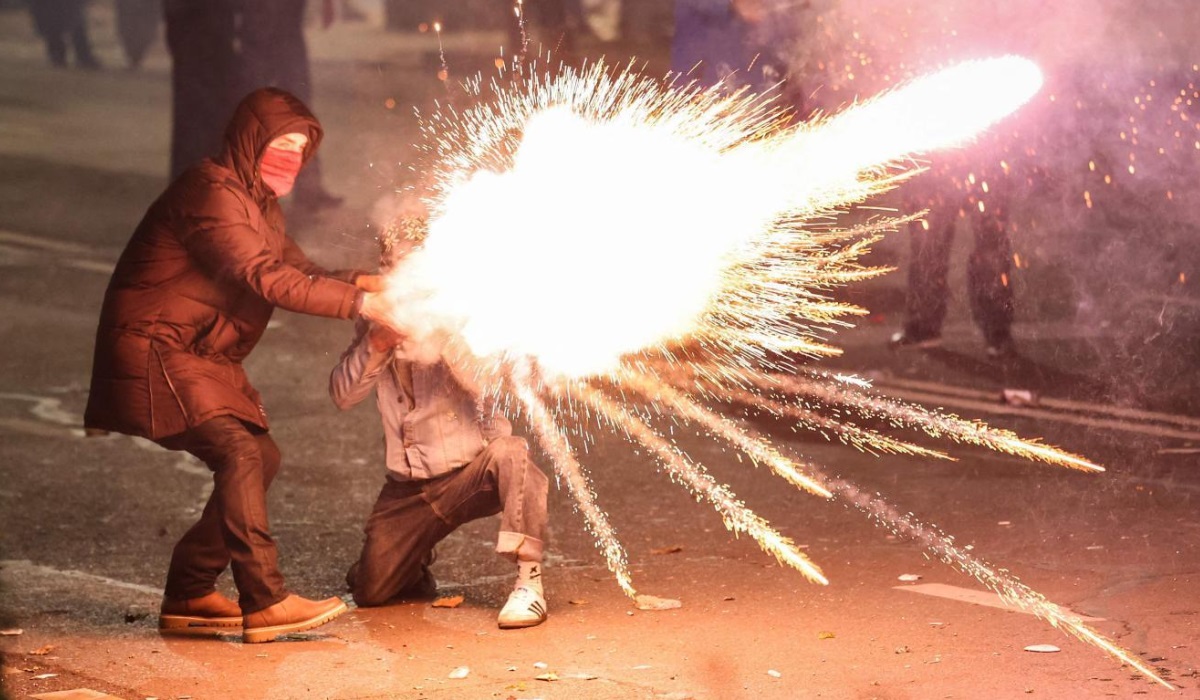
[492,437,549,490]
[485,435,530,463]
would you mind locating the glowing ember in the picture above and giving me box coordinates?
[374,56,1169,688]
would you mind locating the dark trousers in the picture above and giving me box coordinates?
[904,192,1015,346]
[165,0,239,179]
[28,0,96,67]
[348,436,549,608]
[239,0,326,197]
[115,0,160,69]
[156,416,287,614]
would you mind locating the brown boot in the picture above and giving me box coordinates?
[159,591,243,634]
[242,594,348,644]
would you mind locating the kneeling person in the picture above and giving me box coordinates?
[330,318,549,628]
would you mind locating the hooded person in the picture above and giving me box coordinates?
[85,87,392,643]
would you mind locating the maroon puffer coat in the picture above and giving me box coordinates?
[85,88,362,439]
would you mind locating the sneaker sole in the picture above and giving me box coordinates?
[494,609,547,633]
[159,615,243,635]
[497,614,547,630]
[242,601,348,644]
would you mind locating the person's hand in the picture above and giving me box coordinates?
[358,291,396,325]
[367,323,404,353]
[355,273,386,293]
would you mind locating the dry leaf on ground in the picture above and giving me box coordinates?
[432,596,464,608]
[635,594,682,611]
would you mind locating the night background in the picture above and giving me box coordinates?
[0,1,1197,698]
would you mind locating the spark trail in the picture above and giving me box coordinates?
[378,55,1169,686]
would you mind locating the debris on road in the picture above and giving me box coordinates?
[818,631,836,640]
[650,545,683,555]
[898,574,922,582]
[124,604,151,624]
[1001,389,1037,406]
[0,628,22,636]
[1024,644,1061,653]
[28,644,55,656]
[568,599,588,606]
[448,666,470,679]
[432,595,464,608]
[635,594,682,611]
[767,669,782,678]
[535,672,558,681]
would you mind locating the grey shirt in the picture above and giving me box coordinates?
[330,323,511,481]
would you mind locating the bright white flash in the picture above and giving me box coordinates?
[384,56,1043,377]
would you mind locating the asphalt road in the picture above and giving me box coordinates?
[0,7,1198,700]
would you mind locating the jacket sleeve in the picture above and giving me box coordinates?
[330,321,393,409]
[177,191,361,319]
[282,234,365,284]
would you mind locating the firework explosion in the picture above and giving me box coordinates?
[375,57,1170,688]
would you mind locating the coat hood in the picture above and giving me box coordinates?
[217,87,324,201]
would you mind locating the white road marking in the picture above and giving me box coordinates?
[0,417,78,438]
[63,258,116,274]
[0,392,81,426]
[1,559,163,597]
[0,229,110,257]
[871,384,1200,442]
[902,583,1104,619]
[0,229,117,275]
[873,375,1200,430]
[896,583,1105,621]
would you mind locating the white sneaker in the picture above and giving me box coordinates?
[497,585,547,629]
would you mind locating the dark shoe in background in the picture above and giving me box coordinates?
[888,329,943,350]
[985,337,1019,360]
[396,564,438,601]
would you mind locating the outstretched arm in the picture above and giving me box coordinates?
[330,321,397,409]
[281,234,367,285]
[180,213,361,318]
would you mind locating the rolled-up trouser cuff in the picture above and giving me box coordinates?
[497,531,544,562]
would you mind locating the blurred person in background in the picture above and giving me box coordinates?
[889,153,1018,359]
[671,0,800,108]
[164,0,239,179]
[115,0,159,70]
[27,0,99,69]
[241,0,344,214]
